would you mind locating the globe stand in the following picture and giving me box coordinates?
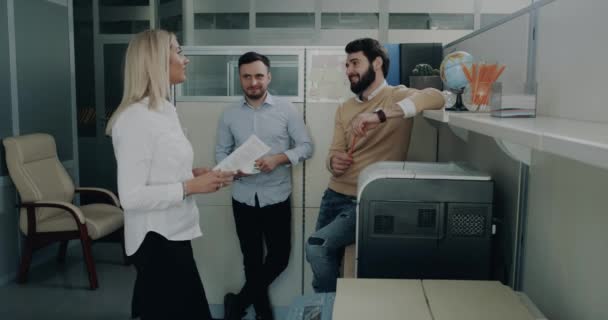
[445,87,468,112]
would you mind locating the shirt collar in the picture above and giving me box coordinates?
[355,80,387,103]
[242,92,274,109]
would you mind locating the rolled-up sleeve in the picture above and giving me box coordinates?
[283,103,313,166]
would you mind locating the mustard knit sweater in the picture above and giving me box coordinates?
[326,85,444,196]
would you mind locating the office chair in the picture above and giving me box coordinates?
[2,133,124,290]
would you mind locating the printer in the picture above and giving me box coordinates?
[356,162,494,280]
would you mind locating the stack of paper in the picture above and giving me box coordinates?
[491,95,536,118]
[213,135,270,174]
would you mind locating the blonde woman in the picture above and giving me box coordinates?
[106,29,233,320]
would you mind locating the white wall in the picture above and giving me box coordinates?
[480,0,532,13]
[535,0,608,122]
[439,0,608,318]
[522,151,608,320]
[520,0,608,318]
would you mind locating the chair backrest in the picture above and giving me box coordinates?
[3,133,75,232]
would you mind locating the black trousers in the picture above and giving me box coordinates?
[131,232,212,320]
[232,196,292,318]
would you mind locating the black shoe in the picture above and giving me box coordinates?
[224,293,242,320]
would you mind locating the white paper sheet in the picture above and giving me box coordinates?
[214,134,271,174]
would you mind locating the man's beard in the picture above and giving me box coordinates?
[350,65,376,95]
[244,88,267,100]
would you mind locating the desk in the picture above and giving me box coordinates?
[333,279,546,320]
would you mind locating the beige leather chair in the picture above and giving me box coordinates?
[2,133,124,290]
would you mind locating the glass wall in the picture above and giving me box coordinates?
[16,0,73,161]
[257,13,314,29]
[0,0,12,175]
[194,13,249,29]
[389,13,474,30]
[103,44,128,117]
[159,0,183,42]
[321,13,379,29]
[74,0,96,138]
[179,53,301,99]
[185,0,532,45]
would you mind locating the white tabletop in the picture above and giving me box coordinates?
[333,279,543,320]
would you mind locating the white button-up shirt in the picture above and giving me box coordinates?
[111,97,201,255]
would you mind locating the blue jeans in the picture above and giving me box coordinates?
[305,188,357,293]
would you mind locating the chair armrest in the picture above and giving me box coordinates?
[75,187,120,207]
[21,201,86,224]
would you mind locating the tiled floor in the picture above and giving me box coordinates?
[0,243,134,320]
[0,243,295,320]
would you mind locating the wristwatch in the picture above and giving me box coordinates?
[374,108,387,123]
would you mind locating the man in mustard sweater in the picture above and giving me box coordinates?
[305,38,445,293]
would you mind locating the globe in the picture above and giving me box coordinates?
[440,51,473,90]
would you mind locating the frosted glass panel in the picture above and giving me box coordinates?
[389,13,474,30]
[181,55,299,97]
[389,13,429,29]
[0,1,12,175]
[194,13,249,29]
[16,0,73,161]
[183,55,233,96]
[74,0,96,138]
[321,13,379,29]
[256,13,314,28]
[430,14,474,30]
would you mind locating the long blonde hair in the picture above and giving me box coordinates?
[105,29,173,135]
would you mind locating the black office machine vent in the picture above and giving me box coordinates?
[448,205,488,237]
[356,162,494,280]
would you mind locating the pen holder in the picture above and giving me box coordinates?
[465,82,502,112]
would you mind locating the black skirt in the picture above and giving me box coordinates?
[131,231,213,320]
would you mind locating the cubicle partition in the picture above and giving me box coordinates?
[175,46,344,317]
[174,44,440,316]
[435,2,537,289]
[426,0,608,318]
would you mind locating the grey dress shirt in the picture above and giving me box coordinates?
[215,94,313,207]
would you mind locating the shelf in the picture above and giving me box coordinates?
[422,109,450,123]
[423,110,608,170]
